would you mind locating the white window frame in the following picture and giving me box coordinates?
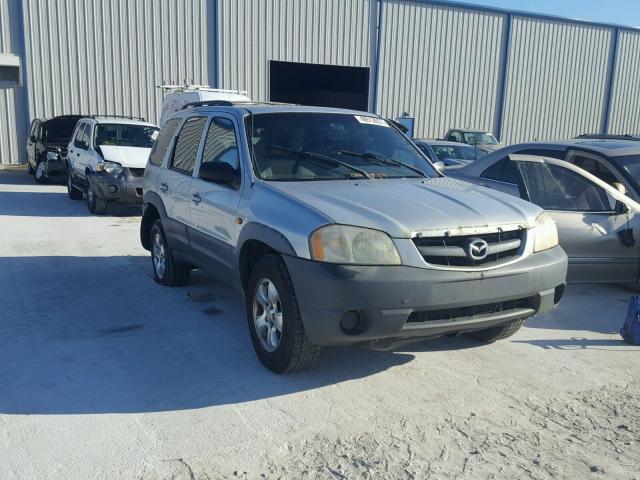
[0,53,22,87]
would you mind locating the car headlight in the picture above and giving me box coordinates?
[309,225,401,265]
[46,150,60,160]
[533,212,559,252]
[96,161,123,175]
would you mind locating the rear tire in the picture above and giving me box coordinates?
[34,161,47,184]
[246,254,320,373]
[67,173,83,200]
[466,318,525,343]
[86,181,108,215]
[150,220,191,287]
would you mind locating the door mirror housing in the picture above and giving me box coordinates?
[199,162,237,187]
[433,161,445,173]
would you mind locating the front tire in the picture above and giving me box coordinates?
[67,173,83,200]
[246,254,320,373]
[150,220,191,287]
[86,181,108,215]
[466,318,525,343]
[34,161,47,184]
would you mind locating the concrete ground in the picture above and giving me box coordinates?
[0,166,639,480]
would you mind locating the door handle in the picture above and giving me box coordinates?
[192,192,202,204]
[159,182,168,193]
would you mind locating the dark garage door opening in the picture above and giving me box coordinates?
[270,61,369,111]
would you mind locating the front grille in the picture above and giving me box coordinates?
[128,168,145,177]
[407,297,534,323]
[413,229,524,267]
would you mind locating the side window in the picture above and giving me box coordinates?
[74,123,87,149]
[148,118,180,166]
[516,161,611,212]
[201,117,240,170]
[82,124,92,149]
[416,144,434,160]
[170,116,207,175]
[481,157,526,197]
[572,154,619,186]
[449,131,463,142]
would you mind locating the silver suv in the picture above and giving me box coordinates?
[140,103,568,373]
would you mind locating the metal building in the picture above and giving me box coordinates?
[1,0,640,165]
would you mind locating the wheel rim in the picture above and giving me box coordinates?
[152,231,166,279]
[253,278,283,352]
[87,185,94,205]
[36,162,45,179]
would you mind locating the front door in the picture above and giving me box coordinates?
[190,115,243,269]
[514,160,639,283]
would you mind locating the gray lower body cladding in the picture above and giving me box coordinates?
[283,246,568,345]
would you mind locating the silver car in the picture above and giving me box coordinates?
[140,104,567,373]
[450,154,639,284]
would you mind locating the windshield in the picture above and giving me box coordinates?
[42,118,79,144]
[94,124,159,148]
[431,144,486,161]
[247,113,437,181]
[463,132,498,145]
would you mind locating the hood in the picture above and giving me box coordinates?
[99,145,152,169]
[267,177,541,238]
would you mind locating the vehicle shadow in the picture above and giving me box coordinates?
[0,169,140,217]
[0,255,420,415]
[511,337,637,351]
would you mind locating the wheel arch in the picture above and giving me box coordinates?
[140,191,168,251]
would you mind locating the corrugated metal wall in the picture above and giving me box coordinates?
[0,0,27,165]
[501,17,613,144]
[608,30,640,135]
[21,0,213,125]
[376,1,506,140]
[218,0,374,102]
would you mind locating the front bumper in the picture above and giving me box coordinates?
[283,246,568,346]
[44,156,67,175]
[88,169,144,204]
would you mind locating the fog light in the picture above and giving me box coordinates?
[340,311,361,334]
[108,185,118,193]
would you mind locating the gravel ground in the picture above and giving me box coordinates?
[1,167,639,480]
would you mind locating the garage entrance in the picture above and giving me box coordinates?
[269,61,369,111]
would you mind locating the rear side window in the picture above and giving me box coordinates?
[148,118,180,166]
[170,116,207,175]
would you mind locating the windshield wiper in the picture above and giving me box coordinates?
[272,145,370,179]
[337,150,428,178]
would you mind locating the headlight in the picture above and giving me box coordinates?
[533,212,559,252]
[96,161,123,175]
[46,151,60,160]
[309,225,401,265]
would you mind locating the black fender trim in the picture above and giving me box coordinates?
[236,222,297,259]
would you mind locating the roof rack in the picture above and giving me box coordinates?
[157,83,248,96]
[85,114,146,122]
[181,100,296,110]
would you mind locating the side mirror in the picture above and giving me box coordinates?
[433,161,445,173]
[615,199,629,215]
[199,161,237,186]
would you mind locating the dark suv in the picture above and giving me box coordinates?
[26,115,82,183]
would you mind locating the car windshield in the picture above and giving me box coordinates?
[42,118,79,144]
[94,124,159,148]
[431,144,486,161]
[247,112,437,181]
[463,132,498,145]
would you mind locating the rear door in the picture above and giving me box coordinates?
[189,115,243,269]
[161,115,208,250]
[514,160,639,283]
[68,122,88,177]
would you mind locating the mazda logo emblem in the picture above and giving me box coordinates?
[467,238,489,261]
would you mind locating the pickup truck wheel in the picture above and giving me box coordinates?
[466,318,525,343]
[150,220,190,287]
[247,254,320,373]
[34,161,47,184]
[86,182,108,215]
[67,174,83,200]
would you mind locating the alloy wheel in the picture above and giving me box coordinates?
[253,278,283,352]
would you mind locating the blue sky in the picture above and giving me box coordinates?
[456,0,640,27]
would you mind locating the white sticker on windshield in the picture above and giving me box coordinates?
[354,115,389,127]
